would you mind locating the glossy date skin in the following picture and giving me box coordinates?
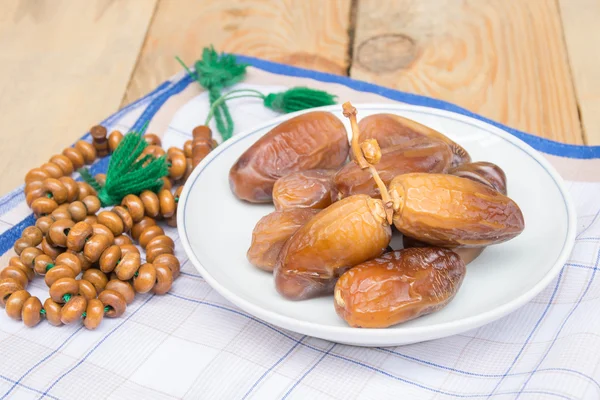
[273,169,336,211]
[334,137,452,199]
[334,248,466,328]
[247,209,320,272]
[402,235,484,265]
[449,161,507,195]
[357,113,471,167]
[390,173,524,247]
[275,194,392,300]
[229,112,349,203]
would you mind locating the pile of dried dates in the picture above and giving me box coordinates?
[229,102,524,329]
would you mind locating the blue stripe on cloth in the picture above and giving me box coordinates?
[0,326,83,399]
[0,374,60,400]
[282,343,336,399]
[235,54,600,160]
[167,293,577,399]
[37,295,154,399]
[515,249,600,398]
[241,336,307,400]
[486,268,566,398]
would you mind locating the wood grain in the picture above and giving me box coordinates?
[559,0,600,145]
[0,0,157,196]
[351,0,583,144]
[122,0,352,105]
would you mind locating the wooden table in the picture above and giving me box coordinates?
[0,0,597,195]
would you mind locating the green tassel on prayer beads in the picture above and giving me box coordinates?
[263,87,337,113]
[80,129,168,207]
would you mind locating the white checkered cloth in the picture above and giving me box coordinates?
[1,57,599,400]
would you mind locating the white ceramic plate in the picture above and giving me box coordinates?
[177,104,576,347]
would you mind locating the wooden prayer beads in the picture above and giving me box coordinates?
[3,123,214,330]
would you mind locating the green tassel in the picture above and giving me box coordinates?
[263,87,337,113]
[79,131,168,207]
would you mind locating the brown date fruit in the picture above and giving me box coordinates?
[449,161,507,195]
[357,113,470,167]
[272,169,336,211]
[334,248,466,328]
[334,137,452,199]
[389,173,524,247]
[229,111,349,203]
[247,209,319,272]
[275,194,392,300]
[402,235,484,265]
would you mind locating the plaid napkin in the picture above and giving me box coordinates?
[1,56,599,400]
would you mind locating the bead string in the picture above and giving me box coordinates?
[1,124,215,329]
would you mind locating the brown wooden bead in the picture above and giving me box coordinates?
[49,277,79,303]
[84,234,112,263]
[49,154,74,176]
[153,264,173,295]
[92,224,115,244]
[192,126,213,167]
[90,125,107,140]
[22,296,42,327]
[50,205,71,221]
[6,290,31,320]
[77,182,97,200]
[35,216,54,235]
[21,247,43,267]
[138,225,164,249]
[41,178,68,204]
[62,147,85,170]
[113,235,132,246]
[83,215,98,225]
[31,197,58,217]
[95,173,106,187]
[133,263,156,293]
[78,279,97,301]
[183,140,193,158]
[40,162,63,179]
[0,278,23,307]
[144,133,161,146]
[108,130,124,152]
[66,221,93,252]
[131,216,156,241]
[158,189,176,218]
[114,252,141,281]
[82,269,108,293]
[68,201,88,222]
[146,244,173,263]
[59,176,79,203]
[161,177,172,190]
[41,237,64,259]
[182,158,193,182]
[112,206,133,233]
[167,152,187,181]
[83,298,104,330]
[61,295,87,324]
[14,238,32,255]
[55,253,83,275]
[33,254,53,275]
[140,190,160,218]
[9,257,34,281]
[82,195,101,214]
[22,226,43,247]
[1,266,29,288]
[141,145,165,159]
[121,194,145,223]
[25,185,45,207]
[45,265,76,287]
[75,140,97,164]
[25,179,44,194]
[153,254,180,279]
[105,280,135,304]
[98,289,126,318]
[91,125,109,157]
[99,245,121,273]
[43,298,63,326]
[119,244,140,257]
[146,235,174,251]
[25,168,50,184]
[48,219,75,247]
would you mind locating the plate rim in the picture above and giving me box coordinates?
[177,103,577,344]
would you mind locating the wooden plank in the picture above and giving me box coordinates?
[122,0,352,105]
[559,0,600,145]
[351,0,583,145]
[0,0,157,196]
